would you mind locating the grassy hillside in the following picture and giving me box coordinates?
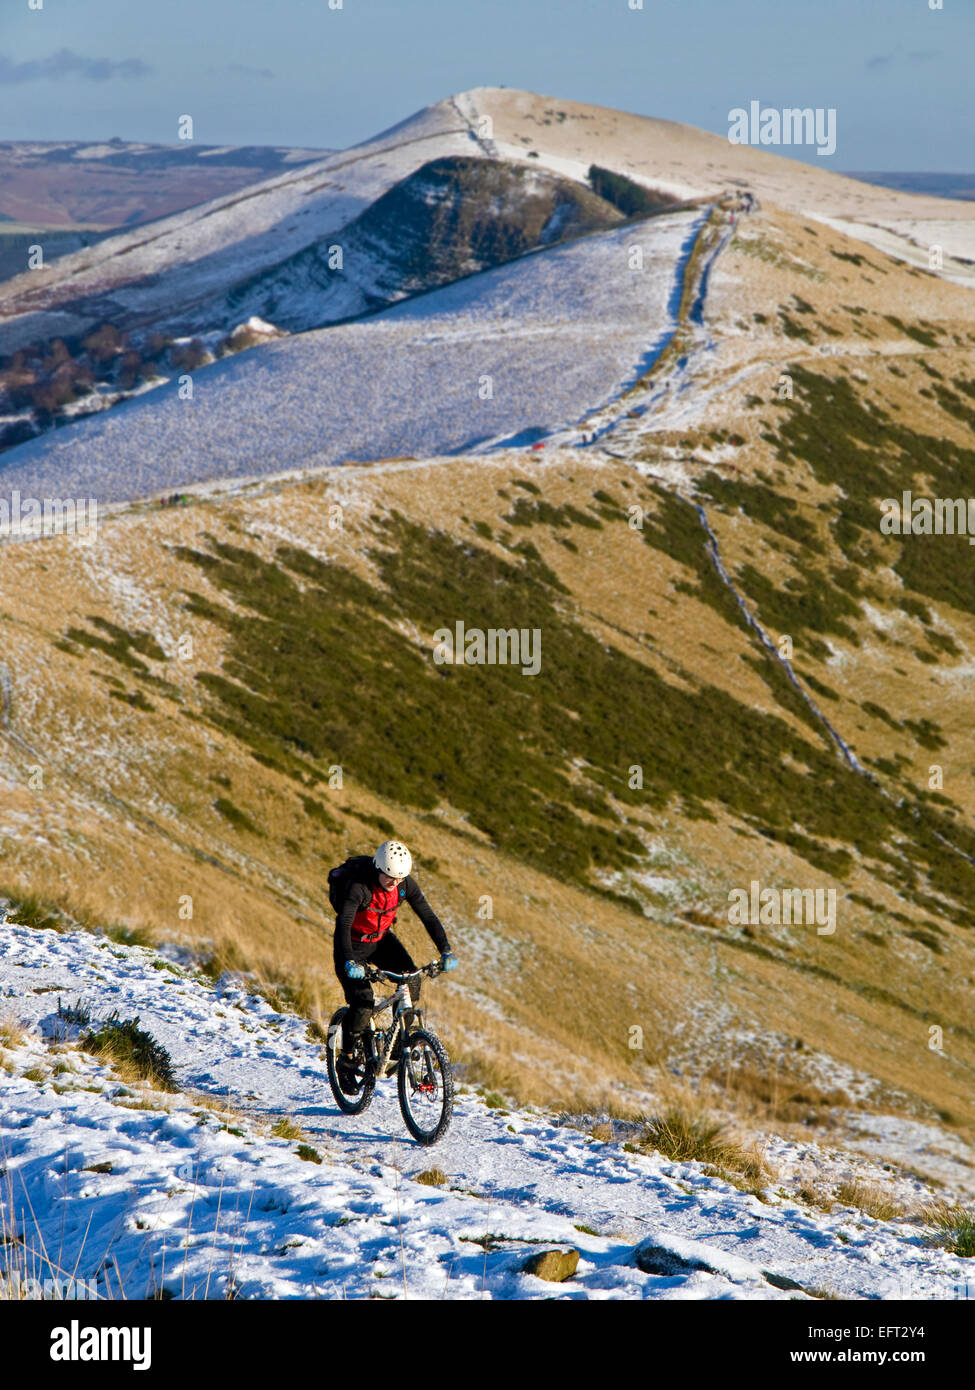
[1,205,974,1183]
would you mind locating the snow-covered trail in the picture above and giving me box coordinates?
[0,918,967,1300]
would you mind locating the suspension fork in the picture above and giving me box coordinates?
[402,1030,436,1092]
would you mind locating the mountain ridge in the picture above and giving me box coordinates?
[2,86,973,357]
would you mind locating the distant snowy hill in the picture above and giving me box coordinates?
[0,100,482,354]
[4,86,972,357]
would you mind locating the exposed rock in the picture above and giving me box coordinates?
[522,1248,580,1282]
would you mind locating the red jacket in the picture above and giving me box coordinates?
[350,881,404,945]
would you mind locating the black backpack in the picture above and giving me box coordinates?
[327,854,374,914]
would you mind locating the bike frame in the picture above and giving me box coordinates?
[361,962,441,1079]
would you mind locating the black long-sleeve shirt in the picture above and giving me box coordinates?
[335,868,450,961]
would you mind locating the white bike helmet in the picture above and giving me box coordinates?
[374,840,412,879]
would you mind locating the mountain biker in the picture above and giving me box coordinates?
[332,840,457,1089]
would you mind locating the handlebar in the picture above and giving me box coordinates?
[363,961,443,984]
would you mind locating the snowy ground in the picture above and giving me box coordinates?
[1,916,971,1301]
[0,211,700,505]
[809,215,975,290]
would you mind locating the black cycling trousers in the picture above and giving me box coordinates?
[333,929,419,1047]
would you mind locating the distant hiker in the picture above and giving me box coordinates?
[329,841,456,1088]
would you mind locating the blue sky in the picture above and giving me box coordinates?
[2,0,971,169]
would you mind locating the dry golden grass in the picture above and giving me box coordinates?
[835,1179,906,1222]
[633,1101,776,1192]
[705,1061,852,1128]
[100,1057,175,1095]
[414,1168,448,1187]
[0,1018,26,1048]
[0,219,973,1156]
[271,1116,303,1141]
[184,1091,250,1123]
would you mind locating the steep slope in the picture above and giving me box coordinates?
[0,98,477,354]
[221,156,628,332]
[2,126,975,1191]
[0,225,111,288]
[0,207,701,501]
[1,432,974,1165]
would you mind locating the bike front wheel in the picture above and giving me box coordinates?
[397,1028,453,1145]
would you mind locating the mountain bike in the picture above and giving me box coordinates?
[326,961,454,1146]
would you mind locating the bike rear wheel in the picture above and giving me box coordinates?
[326,1008,376,1115]
[397,1027,453,1145]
